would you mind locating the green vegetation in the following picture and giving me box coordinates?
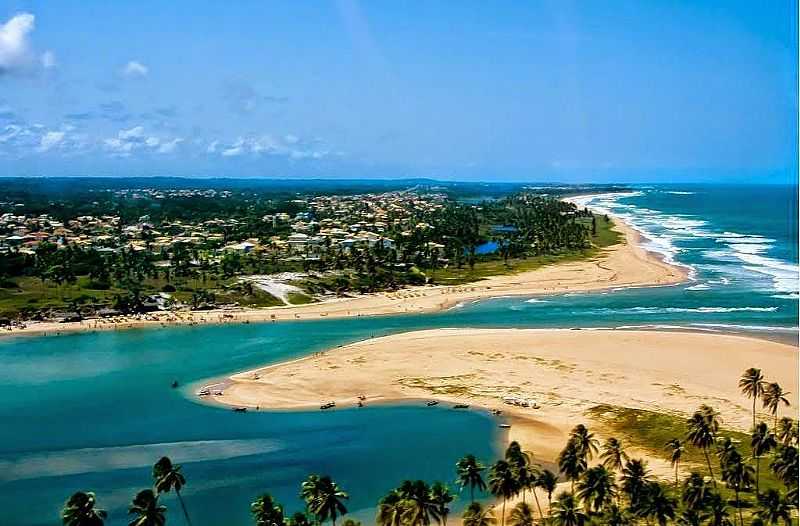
[59,367,797,525]
[431,216,618,286]
[287,292,315,305]
[586,405,786,493]
[1,181,621,321]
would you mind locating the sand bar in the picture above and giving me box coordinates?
[216,328,798,475]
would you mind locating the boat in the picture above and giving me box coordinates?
[233,407,247,413]
[320,401,336,410]
[453,404,469,409]
[426,400,439,406]
[198,388,210,396]
[491,409,503,415]
[171,380,179,388]
[498,423,511,429]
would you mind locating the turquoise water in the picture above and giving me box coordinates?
[0,184,796,525]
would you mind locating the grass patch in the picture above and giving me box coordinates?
[585,214,621,248]
[586,404,786,494]
[287,292,314,305]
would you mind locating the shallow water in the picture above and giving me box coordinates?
[0,184,796,525]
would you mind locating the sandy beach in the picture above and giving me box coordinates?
[2,216,686,338]
[215,328,798,479]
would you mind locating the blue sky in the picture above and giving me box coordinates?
[0,1,797,182]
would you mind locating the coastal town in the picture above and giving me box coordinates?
[0,180,604,325]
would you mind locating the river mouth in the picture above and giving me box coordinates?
[0,185,796,526]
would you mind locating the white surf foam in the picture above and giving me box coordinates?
[586,306,778,315]
[579,191,798,295]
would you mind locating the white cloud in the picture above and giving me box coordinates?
[119,126,145,140]
[213,134,332,161]
[122,60,148,78]
[37,130,65,152]
[222,138,245,157]
[0,124,26,144]
[157,138,183,154]
[40,50,56,69]
[0,13,35,72]
[101,126,184,157]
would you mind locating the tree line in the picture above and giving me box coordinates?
[60,367,796,526]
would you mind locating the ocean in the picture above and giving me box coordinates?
[0,184,796,525]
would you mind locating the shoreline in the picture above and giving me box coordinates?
[211,327,799,479]
[1,212,688,339]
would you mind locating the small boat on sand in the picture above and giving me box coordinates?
[498,423,511,429]
[426,400,439,406]
[453,404,469,409]
[198,388,210,396]
[320,401,336,410]
[233,407,247,413]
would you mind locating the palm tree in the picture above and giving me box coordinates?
[397,480,436,526]
[557,441,587,492]
[621,459,652,514]
[664,439,684,489]
[61,491,107,526]
[376,490,406,526]
[705,492,734,526]
[576,465,617,515]
[770,445,799,488]
[520,463,543,520]
[508,503,534,526]
[716,437,738,467]
[601,504,633,526]
[638,482,676,526]
[569,424,599,461]
[752,422,778,494]
[722,451,754,526]
[128,489,167,526]
[456,455,487,504]
[429,482,454,526]
[682,472,712,513]
[504,441,525,469]
[153,457,191,526]
[288,512,313,526]
[300,475,321,507]
[251,494,285,526]
[686,409,718,487]
[739,368,766,428]
[535,469,559,511]
[600,438,629,472]
[762,383,791,432]
[302,475,348,526]
[504,443,526,499]
[755,489,793,525]
[488,460,519,526]
[462,502,496,526]
[549,492,588,526]
[677,508,704,526]
[776,417,798,446]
